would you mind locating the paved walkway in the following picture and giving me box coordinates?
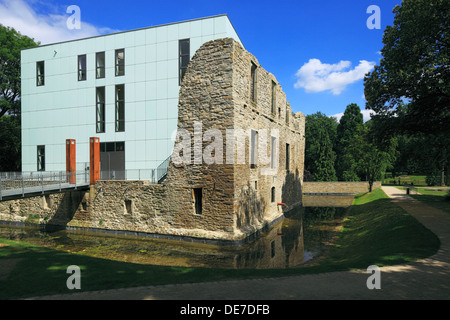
[28,186,450,300]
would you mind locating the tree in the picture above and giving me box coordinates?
[335,103,364,181]
[304,112,338,181]
[350,123,397,192]
[0,115,21,171]
[364,0,450,136]
[0,24,39,117]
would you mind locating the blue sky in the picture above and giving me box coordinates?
[0,0,402,120]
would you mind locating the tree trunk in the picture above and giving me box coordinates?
[441,166,446,187]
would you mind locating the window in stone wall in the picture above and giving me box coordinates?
[193,188,203,214]
[250,129,258,168]
[271,186,275,203]
[271,80,276,114]
[286,143,290,171]
[250,62,257,102]
[124,200,133,215]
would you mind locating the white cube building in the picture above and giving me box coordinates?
[20,15,242,179]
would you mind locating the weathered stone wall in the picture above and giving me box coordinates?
[0,38,306,243]
[0,190,88,226]
[303,181,381,194]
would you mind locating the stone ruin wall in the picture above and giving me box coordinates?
[0,38,305,243]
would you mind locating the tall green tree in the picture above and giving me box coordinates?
[348,122,397,192]
[364,0,450,136]
[0,115,21,171]
[0,24,39,117]
[304,112,338,181]
[335,103,364,181]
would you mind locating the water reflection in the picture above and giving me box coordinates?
[0,205,348,269]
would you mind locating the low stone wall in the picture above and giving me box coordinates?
[303,181,381,194]
[0,190,88,227]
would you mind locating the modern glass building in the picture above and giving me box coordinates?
[20,14,242,179]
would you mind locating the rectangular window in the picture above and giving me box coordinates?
[96,87,105,133]
[115,84,125,132]
[37,145,45,171]
[286,143,290,171]
[193,188,202,214]
[36,61,45,86]
[115,49,125,76]
[179,39,190,85]
[250,129,258,168]
[271,186,275,203]
[251,62,257,102]
[96,52,105,79]
[271,81,276,114]
[78,55,87,81]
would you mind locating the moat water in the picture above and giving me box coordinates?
[0,195,352,269]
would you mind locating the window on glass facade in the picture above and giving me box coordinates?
[78,55,87,81]
[115,84,125,132]
[96,86,105,133]
[179,39,190,85]
[36,61,45,86]
[96,52,105,79]
[115,49,125,76]
[37,145,45,171]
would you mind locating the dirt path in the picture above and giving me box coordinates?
[27,186,450,300]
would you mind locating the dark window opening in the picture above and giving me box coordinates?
[271,81,276,114]
[115,49,125,76]
[96,86,105,133]
[193,188,202,214]
[36,61,45,86]
[250,62,257,102]
[37,145,45,171]
[78,55,86,81]
[286,143,290,171]
[250,130,258,168]
[179,39,190,85]
[271,186,275,203]
[125,200,132,214]
[96,52,105,79]
[115,84,125,132]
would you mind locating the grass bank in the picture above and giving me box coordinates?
[0,188,440,299]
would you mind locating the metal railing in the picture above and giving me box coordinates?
[0,171,90,200]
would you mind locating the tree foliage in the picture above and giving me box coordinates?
[304,112,338,181]
[335,103,364,181]
[0,24,39,117]
[364,0,450,136]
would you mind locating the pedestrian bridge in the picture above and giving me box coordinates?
[0,171,90,201]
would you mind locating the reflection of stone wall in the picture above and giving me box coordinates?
[303,181,381,194]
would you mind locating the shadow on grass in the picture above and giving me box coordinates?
[410,194,450,215]
[0,189,441,299]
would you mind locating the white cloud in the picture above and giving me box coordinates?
[0,0,118,45]
[294,58,375,95]
[331,109,375,123]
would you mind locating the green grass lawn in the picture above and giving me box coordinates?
[0,188,440,299]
